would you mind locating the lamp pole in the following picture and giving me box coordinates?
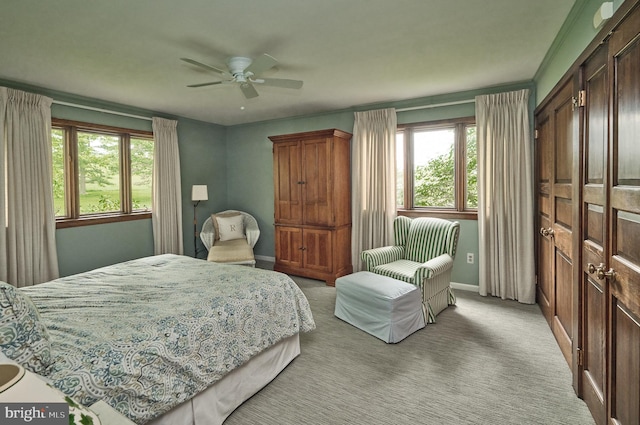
[191,185,208,258]
[193,200,200,257]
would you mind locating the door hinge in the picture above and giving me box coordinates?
[577,348,583,366]
[534,129,539,139]
[571,91,586,111]
[578,90,586,107]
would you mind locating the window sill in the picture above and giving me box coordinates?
[56,211,152,229]
[397,209,477,220]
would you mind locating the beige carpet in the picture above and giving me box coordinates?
[225,276,595,425]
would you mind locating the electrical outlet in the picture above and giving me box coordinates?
[467,253,474,264]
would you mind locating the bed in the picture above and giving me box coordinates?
[1,254,315,424]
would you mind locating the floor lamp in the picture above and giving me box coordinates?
[192,185,208,258]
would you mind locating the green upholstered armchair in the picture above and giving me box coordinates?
[361,216,460,323]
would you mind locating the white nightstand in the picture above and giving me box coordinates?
[90,401,136,425]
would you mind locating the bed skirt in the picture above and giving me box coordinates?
[146,334,300,425]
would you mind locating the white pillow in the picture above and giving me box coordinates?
[216,214,245,241]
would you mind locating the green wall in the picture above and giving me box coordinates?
[5,0,617,282]
[534,0,625,105]
[0,80,227,276]
[52,103,226,276]
[224,82,533,287]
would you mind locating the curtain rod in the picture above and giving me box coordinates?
[396,99,475,112]
[52,100,153,122]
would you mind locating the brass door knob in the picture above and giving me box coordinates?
[539,227,554,237]
[595,264,615,281]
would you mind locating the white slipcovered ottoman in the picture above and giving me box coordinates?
[334,271,425,343]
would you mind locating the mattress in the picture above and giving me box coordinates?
[19,254,315,424]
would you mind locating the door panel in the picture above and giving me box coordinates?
[608,10,640,424]
[302,139,331,226]
[552,80,576,367]
[537,114,554,322]
[275,226,303,269]
[536,77,577,370]
[303,228,332,273]
[273,142,302,225]
[581,44,608,425]
[612,304,640,425]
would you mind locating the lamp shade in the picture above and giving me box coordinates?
[192,185,208,202]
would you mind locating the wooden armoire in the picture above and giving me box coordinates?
[535,2,640,424]
[269,129,352,286]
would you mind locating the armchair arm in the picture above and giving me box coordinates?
[242,215,260,248]
[361,246,405,271]
[414,253,454,281]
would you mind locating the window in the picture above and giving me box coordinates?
[397,117,477,218]
[52,119,153,227]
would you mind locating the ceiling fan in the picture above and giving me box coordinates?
[181,53,303,99]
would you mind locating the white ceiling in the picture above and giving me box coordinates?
[0,0,576,126]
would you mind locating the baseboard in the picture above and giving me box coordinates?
[451,282,479,292]
[255,255,275,263]
[255,260,479,293]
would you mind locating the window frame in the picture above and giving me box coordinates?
[397,116,477,220]
[52,118,153,228]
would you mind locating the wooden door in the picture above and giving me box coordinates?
[274,226,303,269]
[580,44,608,425]
[536,78,577,369]
[607,9,640,423]
[537,110,554,325]
[302,228,332,274]
[273,141,303,225]
[302,138,332,227]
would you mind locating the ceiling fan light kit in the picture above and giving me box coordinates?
[182,53,303,99]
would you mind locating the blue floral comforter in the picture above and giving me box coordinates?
[21,254,315,424]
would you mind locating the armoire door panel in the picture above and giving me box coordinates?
[302,139,332,227]
[273,142,303,225]
[275,226,303,269]
[303,228,332,273]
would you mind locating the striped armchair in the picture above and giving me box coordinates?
[361,217,460,323]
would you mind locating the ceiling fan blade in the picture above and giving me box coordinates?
[258,78,304,89]
[187,81,224,88]
[240,83,259,99]
[181,58,232,77]
[245,53,278,76]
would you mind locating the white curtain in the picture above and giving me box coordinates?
[351,108,397,272]
[476,89,535,303]
[0,87,59,287]
[152,117,183,255]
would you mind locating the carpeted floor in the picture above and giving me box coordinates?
[224,276,595,425]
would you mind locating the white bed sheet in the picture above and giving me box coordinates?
[147,334,299,425]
